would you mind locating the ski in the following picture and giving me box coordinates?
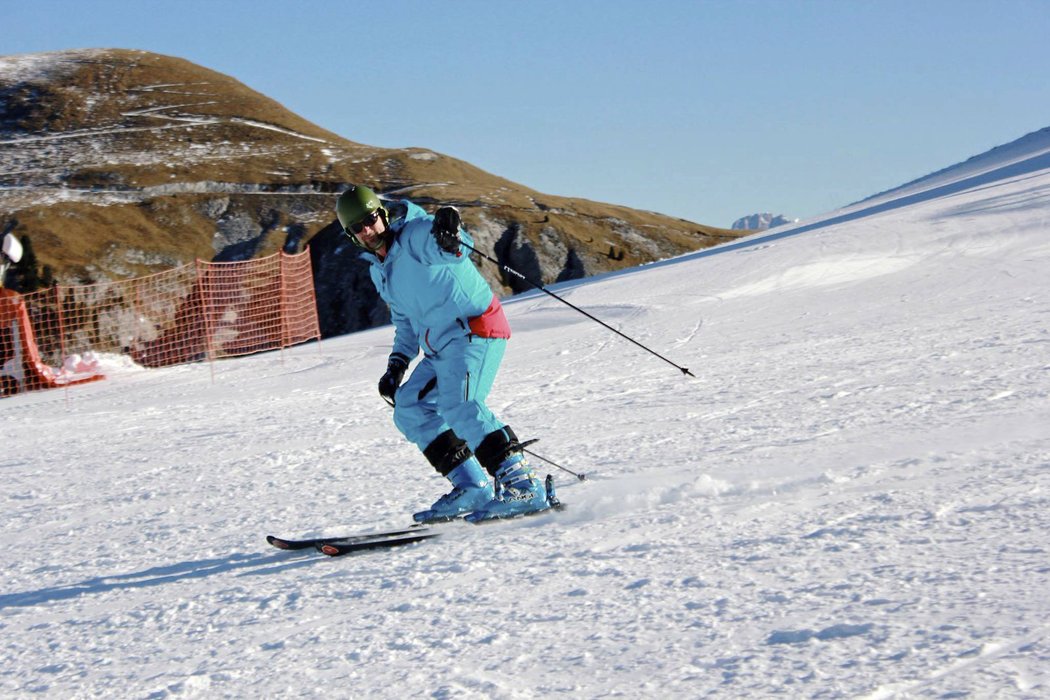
[268,457,568,556]
[266,526,427,551]
[316,531,441,557]
[272,501,563,558]
[314,501,564,556]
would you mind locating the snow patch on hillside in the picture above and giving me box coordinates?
[0,49,110,84]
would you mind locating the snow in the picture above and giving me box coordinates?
[228,118,328,143]
[0,49,109,84]
[3,132,1050,698]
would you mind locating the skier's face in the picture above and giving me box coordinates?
[351,211,387,253]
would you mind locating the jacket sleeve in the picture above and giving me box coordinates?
[389,305,420,361]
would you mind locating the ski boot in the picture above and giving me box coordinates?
[413,457,494,523]
[465,453,550,522]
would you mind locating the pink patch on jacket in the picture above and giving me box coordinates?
[468,295,511,339]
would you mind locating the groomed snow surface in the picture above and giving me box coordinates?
[3,138,1049,697]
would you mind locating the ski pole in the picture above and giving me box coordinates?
[458,239,695,378]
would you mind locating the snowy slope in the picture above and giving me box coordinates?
[2,132,1049,698]
[859,126,1050,208]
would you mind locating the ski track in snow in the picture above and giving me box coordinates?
[3,143,1050,697]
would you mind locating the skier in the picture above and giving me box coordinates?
[335,185,551,523]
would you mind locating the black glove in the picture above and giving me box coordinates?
[378,354,409,406]
[431,206,462,254]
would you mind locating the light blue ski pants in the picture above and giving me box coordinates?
[392,335,507,452]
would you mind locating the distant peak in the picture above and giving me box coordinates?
[731,213,798,231]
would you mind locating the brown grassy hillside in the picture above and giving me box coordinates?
[0,48,746,331]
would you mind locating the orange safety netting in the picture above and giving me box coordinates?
[1,250,320,396]
[1,286,106,395]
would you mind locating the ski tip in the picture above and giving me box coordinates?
[266,535,291,550]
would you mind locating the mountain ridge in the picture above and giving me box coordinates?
[0,48,744,337]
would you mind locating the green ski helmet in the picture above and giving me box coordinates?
[336,185,388,249]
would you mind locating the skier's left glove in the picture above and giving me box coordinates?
[431,206,462,255]
[378,353,409,406]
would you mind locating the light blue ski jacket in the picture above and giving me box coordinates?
[363,200,498,359]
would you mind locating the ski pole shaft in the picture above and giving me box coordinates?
[459,239,695,378]
[523,447,586,481]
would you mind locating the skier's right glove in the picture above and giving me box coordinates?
[378,353,410,406]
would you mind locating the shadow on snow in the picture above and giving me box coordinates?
[0,551,323,610]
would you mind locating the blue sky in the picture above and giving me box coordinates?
[4,0,1049,227]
